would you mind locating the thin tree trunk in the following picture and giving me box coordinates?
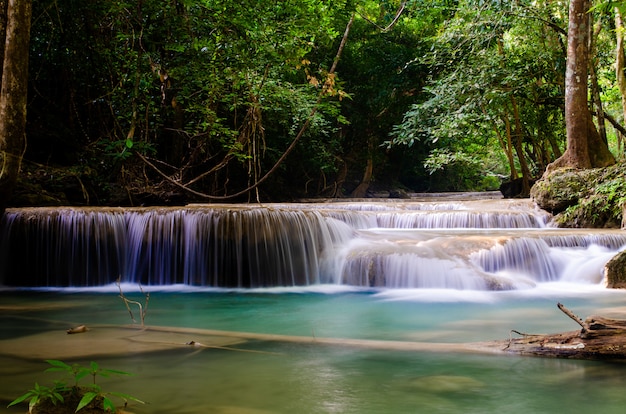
[0,0,32,215]
[510,96,532,196]
[588,15,607,145]
[501,113,519,180]
[351,137,374,198]
[615,8,626,156]
[0,0,6,81]
[481,104,517,180]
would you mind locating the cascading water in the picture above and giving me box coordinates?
[0,207,354,287]
[0,197,625,289]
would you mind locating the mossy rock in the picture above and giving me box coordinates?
[530,167,599,213]
[532,163,626,228]
[605,250,626,289]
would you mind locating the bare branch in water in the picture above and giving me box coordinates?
[116,277,149,327]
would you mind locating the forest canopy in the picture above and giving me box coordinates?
[5,0,626,205]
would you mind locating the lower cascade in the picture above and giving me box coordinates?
[1,197,625,290]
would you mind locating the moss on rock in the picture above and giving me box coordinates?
[605,250,626,289]
[531,163,626,228]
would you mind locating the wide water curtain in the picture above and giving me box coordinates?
[0,200,625,288]
[0,207,352,287]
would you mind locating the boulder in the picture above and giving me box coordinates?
[530,168,594,213]
[605,250,626,289]
[499,178,535,198]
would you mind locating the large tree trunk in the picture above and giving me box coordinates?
[0,0,31,216]
[550,0,614,171]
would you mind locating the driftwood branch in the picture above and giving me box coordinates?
[557,302,589,333]
[116,277,149,327]
[503,303,626,359]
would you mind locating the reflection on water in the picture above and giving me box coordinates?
[2,288,626,413]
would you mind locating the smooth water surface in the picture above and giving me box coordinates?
[2,287,626,413]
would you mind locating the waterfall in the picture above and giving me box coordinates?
[1,199,625,289]
[0,207,353,287]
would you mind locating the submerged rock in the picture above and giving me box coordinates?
[408,375,485,393]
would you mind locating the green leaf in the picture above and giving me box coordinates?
[75,370,90,382]
[102,397,117,412]
[44,359,72,372]
[76,391,98,412]
[101,368,132,377]
[108,391,145,404]
[7,391,34,407]
[29,395,39,413]
[46,359,71,368]
[125,138,133,149]
[52,391,65,404]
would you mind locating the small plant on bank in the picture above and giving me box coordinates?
[7,381,66,413]
[7,360,144,413]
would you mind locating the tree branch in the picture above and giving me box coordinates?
[557,302,589,333]
[136,14,356,201]
[356,1,407,33]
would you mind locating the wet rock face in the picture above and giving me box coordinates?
[605,250,626,289]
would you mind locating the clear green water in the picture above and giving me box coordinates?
[2,287,626,413]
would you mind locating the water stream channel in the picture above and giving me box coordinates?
[1,193,626,413]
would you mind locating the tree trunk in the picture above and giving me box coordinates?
[558,0,592,169]
[351,138,374,198]
[510,95,532,196]
[0,0,31,216]
[615,8,626,157]
[588,15,607,145]
[0,0,6,81]
[481,103,518,180]
[549,0,614,172]
[501,113,519,180]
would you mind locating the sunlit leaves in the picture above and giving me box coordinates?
[389,0,567,181]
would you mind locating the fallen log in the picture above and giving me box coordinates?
[3,303,625,361]
[504,303,626,360]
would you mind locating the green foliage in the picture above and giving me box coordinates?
[573,178,626,227]
[27,0,354,201]
[45,359,91,386]
[423,148,474,175]
[8,360,143,413]
[423,148,502,191]
[7,382,66,413]
[22,0,626,201]
[591,1,626,15]
[387,0,567,186]
[552,164,626,228]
